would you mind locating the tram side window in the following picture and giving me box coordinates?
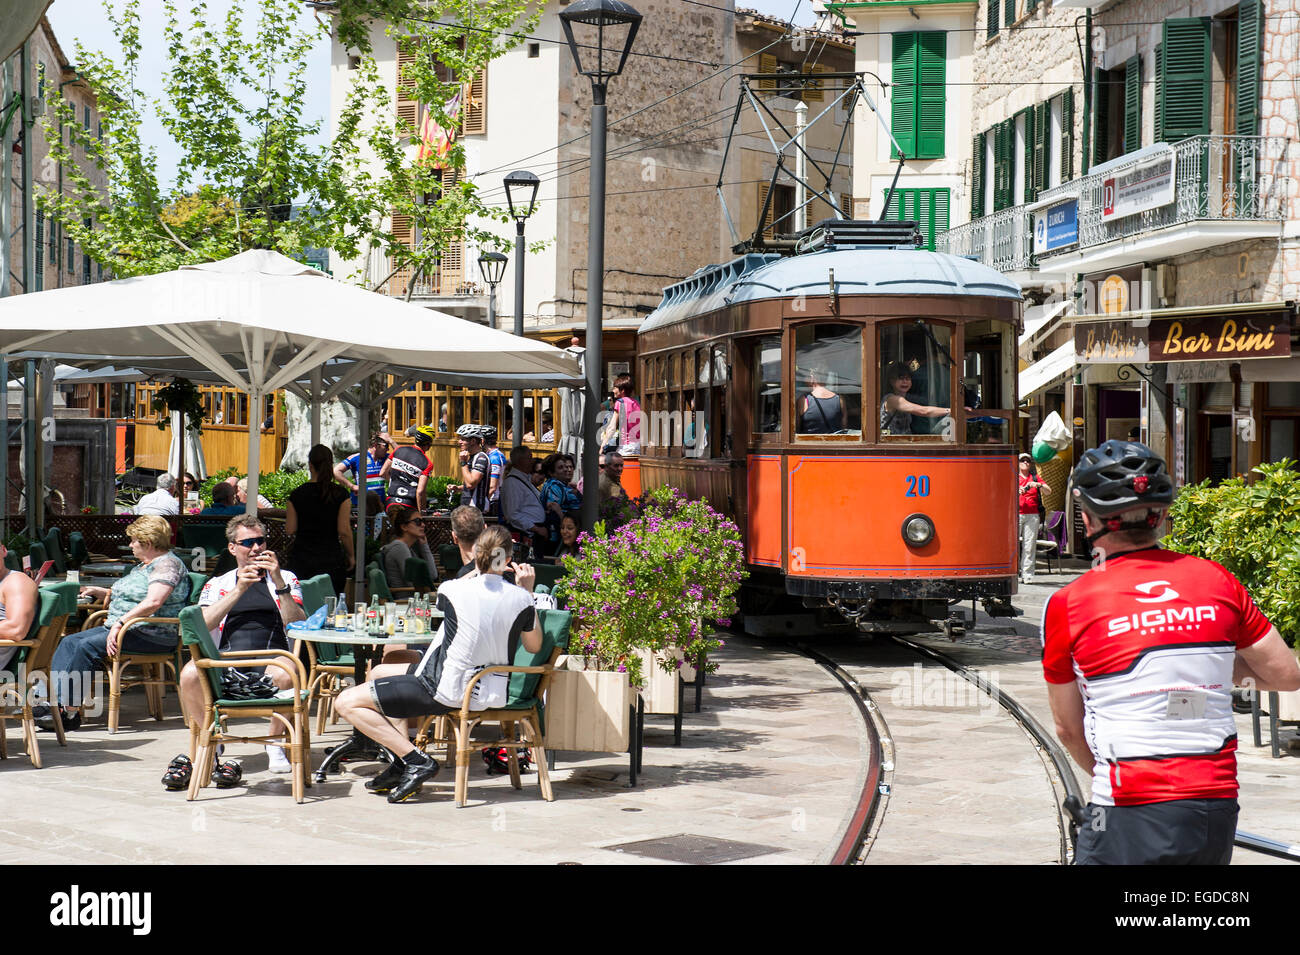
[753,336,782,434]
[962,319,1015,444]
[878,321,955,440]
[794,324,862,436]
[712,343,729,455]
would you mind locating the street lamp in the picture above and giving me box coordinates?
[503,169,540,446]
[477,250,507,330]
[559,0,643,531]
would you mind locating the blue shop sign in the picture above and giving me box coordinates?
[1033,198,1078,254]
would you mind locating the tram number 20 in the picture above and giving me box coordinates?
[905,475,931,497]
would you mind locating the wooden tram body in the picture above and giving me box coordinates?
[635,228,1023,633]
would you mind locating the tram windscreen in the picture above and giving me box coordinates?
[878,321,954,439]
[794,324,862,436]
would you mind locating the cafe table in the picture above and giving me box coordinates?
[292,622,442,784]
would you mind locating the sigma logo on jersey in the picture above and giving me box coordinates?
[1134,580,1179,603]
[1106,605,1218,636]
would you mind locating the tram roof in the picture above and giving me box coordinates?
[640,248,1023,334]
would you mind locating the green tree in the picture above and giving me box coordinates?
[38,0,540,280]
[1164,460,1300,646]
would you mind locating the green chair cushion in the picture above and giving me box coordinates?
[43,527,67,575]
[507,608,571,705]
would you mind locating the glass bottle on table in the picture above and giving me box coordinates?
[334,593,349,630]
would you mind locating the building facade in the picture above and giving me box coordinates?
[924,0,1297,550]
[328,1,855,343]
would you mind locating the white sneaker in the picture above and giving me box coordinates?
[266,744,292,774]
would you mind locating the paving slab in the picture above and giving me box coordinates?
[0,639,865,865]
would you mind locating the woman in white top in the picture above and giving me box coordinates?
[334,526,541,803]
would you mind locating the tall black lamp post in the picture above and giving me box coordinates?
[559,0,642,531]
[477,250,507,333]
[503,169,540,447]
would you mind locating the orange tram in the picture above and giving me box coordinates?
[634,221,1023,637]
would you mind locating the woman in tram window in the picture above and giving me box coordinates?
[879,361,952,436]
[797,366,844,434]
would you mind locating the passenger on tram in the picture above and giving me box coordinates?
[879,361,953,436]
[797,367,844,434]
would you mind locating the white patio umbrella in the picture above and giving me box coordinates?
[0,249,583,507]
[0,249,584,594]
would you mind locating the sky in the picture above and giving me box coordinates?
[44,0,817,190]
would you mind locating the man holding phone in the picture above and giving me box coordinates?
[188,515,305,775]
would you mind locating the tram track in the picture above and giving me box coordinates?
[795,631,1082,866]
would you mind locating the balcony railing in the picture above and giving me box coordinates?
[939,135,1290,271]
[937,201,1033,272]
[366,244,471,299]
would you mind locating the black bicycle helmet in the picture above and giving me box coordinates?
[1069,440,1174,518]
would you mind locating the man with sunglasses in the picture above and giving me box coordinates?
[185,515,305,776]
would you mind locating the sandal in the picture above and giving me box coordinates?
[161,755,192,791]
[213,759,243,789]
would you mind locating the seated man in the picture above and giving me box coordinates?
[334,526,540,803]
[200,481,244,516]
[162,515,305,790]
[0,542,39,674]
[597,452,627,505]
[134,473,180,516]
[450,504,485,579]
[499,446,549,558]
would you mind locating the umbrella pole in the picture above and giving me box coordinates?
[353,376,369,600]
[246,391,262,516]
[176,410,185,537]
[310,365,322,449]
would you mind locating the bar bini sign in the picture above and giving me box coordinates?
[1101,148,1176,222]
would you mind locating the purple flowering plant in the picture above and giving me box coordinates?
[560,486,745,686]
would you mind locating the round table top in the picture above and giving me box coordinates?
[290,624,441,646]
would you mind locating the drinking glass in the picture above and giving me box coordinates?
[354,602,367,632]
[384,602,397,635]
[322,595,336,629]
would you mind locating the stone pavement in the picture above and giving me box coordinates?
[0,640,866,866]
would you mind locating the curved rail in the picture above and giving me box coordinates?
[885,633,1084,865]
[795,643,887,866]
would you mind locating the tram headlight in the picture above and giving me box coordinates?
[901,513,935,547]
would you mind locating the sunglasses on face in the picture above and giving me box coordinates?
[233,536,267,548]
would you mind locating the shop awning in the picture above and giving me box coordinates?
[1019,341,1076,401]
[1020,299,1073,351]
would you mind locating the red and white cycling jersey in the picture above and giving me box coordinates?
[1041,548,1271,806]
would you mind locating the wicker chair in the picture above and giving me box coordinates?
[298,574,354,735]
[179,605,312,803]
[0,584,78,767]
[415,608,571,807]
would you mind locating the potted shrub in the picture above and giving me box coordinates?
[1165,460,1300,718]
[558,485,745,703]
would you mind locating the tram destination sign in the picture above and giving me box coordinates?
[1101,148,1175,222]
[1074,309,1292,363]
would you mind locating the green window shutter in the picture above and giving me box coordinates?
[891,33,917,158]
[1159,18,1210,142]
[1123,56,1142,153]
[1033,102,1049,194]
[35,211,44,291]
[1027,0,1038,11]
[987,0,999,38]
[1092,69,1110,166]
[1060,87,1074,181]
[1154,43,1163,141]
[916,32,946,158]
[882,187,949,250]
[971,131,985,218]
[1003,0,1015,28]
[993,118,1013,211]
[1236,0,1262,136]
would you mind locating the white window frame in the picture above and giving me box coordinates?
[1049,96,1063,188]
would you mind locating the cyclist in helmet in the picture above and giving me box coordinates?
[484,425,506,516]
[1042,440,1300,865]
[381,425,435,514]
[449,424,491,512]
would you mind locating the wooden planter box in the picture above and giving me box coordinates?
[636,648,695,716]
[544,661,635,753]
